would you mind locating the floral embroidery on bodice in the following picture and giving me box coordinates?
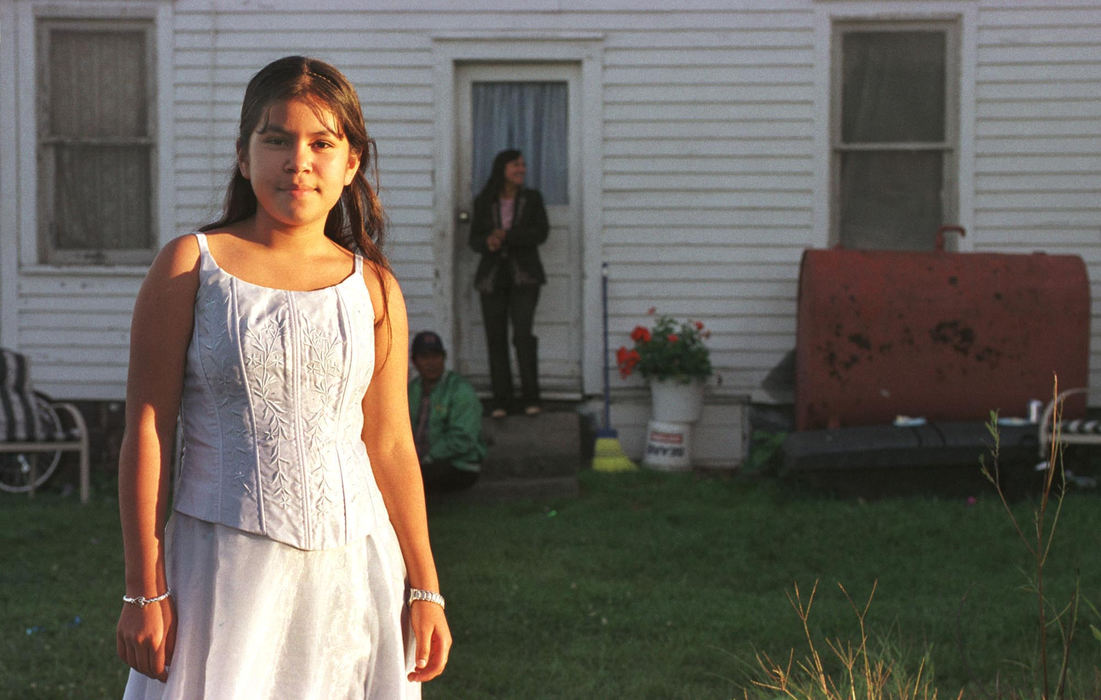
[174,233,386,550]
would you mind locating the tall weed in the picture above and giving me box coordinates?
[979,376,1099,699]
[745,580,960,700]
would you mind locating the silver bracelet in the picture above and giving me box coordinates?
[122,590,172,608]
[408,587,445,610]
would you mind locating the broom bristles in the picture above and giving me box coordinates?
[592,436,637,472]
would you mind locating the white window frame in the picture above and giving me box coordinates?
[15,2,173,271]
[829,18,962,250]
[36,17,157,265]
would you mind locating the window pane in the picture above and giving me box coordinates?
[53,145,152,251]
[471,81,569,204]
[841,31,945,143]
[48,29,147,138]
[839,151,943,251]
[39,22,154,262]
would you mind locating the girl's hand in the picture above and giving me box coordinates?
[117,598,176,681]
[408,600,451,682]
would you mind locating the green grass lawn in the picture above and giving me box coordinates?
[2,469,1099,699]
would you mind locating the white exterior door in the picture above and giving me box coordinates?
[454,63,583,398]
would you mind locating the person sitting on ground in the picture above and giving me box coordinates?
[408,331,486,493]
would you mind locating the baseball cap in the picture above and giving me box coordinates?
[411,331,446,357]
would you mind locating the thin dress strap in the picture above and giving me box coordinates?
[192,232,218,273]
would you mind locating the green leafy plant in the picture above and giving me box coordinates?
[616,309,712,382]
[744,429,788,474]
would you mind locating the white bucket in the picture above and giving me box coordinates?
[642,420,692,471]
[650,378,705,423]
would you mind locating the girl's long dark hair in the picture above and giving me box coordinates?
[201,57,393,348]
[475,149,522,205]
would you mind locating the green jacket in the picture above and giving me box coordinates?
[408,371,486,472]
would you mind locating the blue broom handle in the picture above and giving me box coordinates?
[601,262,611,430]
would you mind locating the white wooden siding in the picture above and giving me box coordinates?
[16,273,139,398]
[1,0,1098,427]
[602,8,813,399]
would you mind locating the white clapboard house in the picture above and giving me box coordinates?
[2,0,1100,466]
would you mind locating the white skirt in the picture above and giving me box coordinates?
[122,513,419,700]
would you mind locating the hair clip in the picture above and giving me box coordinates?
[307,70,339,89]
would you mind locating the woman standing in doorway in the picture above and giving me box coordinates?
[469,149,550,418]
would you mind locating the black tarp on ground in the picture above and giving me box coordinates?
[780,421,1042,498]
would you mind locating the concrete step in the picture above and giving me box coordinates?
[481,409,582,479]
[460,409,583,500]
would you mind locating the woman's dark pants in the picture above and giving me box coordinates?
[480,286,541,410]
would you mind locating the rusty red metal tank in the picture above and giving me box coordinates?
[795,243,1090,430]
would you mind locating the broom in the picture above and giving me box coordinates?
[592,262,637,472]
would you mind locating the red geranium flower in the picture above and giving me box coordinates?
[620,310,712,381]
[616,346,641,377]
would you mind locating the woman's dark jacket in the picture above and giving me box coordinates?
[469,188,549,292]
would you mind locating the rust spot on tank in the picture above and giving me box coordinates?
[929,321,975,355]
[877,343,893,353]
[973,345,1003,367]
[948,276,958,286]
[848,333,871,351]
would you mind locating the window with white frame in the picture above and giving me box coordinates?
[832,21,959,250]
[36,18,156,264]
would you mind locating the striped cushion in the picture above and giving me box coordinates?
[1058,419,1101,435]
[38,399,74,441]
[0,348,41,442]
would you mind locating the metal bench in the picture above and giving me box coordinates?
[1037,388,1101,460]
[1035,387,1101,490]
[0,348,90,502]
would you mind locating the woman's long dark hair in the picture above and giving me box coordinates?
[475,149,522,205]
[201,57,393,344]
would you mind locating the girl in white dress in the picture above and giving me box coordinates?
[116,56,450,698]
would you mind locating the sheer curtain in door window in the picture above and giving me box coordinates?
[471,82,568,205]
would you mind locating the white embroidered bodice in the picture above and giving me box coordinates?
[174,233,387,550]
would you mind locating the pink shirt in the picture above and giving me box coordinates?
[499,197,516,230]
